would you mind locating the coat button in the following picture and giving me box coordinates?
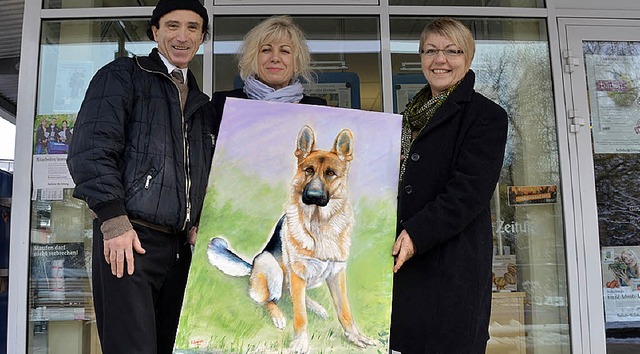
[404,185,413,194]
[411,153,420,161]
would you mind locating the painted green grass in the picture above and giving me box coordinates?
[176,166,395,353]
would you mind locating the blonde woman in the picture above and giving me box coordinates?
[212,15,325,118]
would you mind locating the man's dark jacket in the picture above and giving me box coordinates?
[391,70,508,354]
[67,48,215,232]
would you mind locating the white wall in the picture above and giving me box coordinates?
[0,117,15,160]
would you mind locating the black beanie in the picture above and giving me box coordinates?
[147,0,209,40]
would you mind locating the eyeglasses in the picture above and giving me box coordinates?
[420,48,464,57]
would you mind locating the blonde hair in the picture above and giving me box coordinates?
[237,15,313,84]
[622,249,638,263]
[420,17,475,72]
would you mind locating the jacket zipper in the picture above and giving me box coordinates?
[175,78,192,229]
[183,116,192,227]
[137,60,205,231]
[144,175,152,189]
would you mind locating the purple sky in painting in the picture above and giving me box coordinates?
[212,98,402,202]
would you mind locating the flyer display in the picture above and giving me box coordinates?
[601,246,640,322]
[585,51,640,154]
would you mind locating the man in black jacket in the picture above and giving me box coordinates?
[66,1,214,353]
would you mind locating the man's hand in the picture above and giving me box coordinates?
[103,229,146,277]
[392,229,416,273]
[188,226,198,246]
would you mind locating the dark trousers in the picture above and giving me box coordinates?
[92,219,192,354]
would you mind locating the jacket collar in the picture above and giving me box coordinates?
[135,48,208,118]
[446,69,475,104]
[136,48,168,74]
[136,48,203,93]
[416,69,475,137]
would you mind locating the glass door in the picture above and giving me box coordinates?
[560,19,640,354]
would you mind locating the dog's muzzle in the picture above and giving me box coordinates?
[302,179,330,207]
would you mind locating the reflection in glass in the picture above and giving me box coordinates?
[391,17,569,354]
[213,16,382,111]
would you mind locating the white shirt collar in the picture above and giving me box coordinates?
[157,51,188,85]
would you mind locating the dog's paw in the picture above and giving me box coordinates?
[266,302,286,329]
[306,297,328,319]
[289,333,309,353]
[344,329,376,348]
[271,314,286,330]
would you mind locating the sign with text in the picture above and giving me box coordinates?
[507,185,557,206]
[602,246,640,322]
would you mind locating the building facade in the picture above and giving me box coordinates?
[7,0,640,353]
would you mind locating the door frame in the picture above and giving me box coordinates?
[557,17,640,354]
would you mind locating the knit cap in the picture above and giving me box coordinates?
[149,0,208,34]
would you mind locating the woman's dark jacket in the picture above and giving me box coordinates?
[67,48,215,232]
[211,88,326,129]
[390,70,508,354]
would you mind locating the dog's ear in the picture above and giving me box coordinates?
[295,125,316,160]
[332,129,354,162]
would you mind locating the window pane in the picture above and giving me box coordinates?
[582,40,640,354]
[38,19,204,113]
[43,0,160,9]
[213,16,382,111]
[391,17,569,354]
[389,0,545,7]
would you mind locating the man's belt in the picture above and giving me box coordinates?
[130,219,176,234]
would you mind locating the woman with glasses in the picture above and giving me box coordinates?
[390,17,508,354]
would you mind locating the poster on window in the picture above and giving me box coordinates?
[33,113,76,156]
[32,114,76,198]
[53,61,93,113]
[30,242,88,309]
[303,82,355,109]
[601,246,640,322]
[175,98,401,353]
[585,49,640,154]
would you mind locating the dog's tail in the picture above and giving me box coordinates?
[207,237,252,277]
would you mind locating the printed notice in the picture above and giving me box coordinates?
[304,82,353,108]
[585,52,640,154]
[32,155,75,191]
[601,246,640,322]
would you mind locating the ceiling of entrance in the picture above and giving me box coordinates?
[0,0,23,124]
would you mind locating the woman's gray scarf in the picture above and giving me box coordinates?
[243,75,304,103]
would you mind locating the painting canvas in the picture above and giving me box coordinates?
[175,98,402,353]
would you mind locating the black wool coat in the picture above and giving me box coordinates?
[390,70,508,354]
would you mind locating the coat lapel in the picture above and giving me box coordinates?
[412,70,476,142]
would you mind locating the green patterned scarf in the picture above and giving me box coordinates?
[399,82,459,182]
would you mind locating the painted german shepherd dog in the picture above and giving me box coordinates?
[207,125,374,353]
